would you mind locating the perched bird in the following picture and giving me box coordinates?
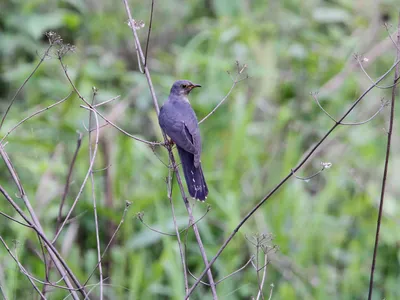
[158,80,208,201]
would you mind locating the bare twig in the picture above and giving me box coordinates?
[256,254,268,300]
[312,92,390,126]
[57,132,83,227]
[291,162,332,181]
[167,164,189,294]
[0,236,47,298]
[0,34,59,130]
[52,106,100,243]
[384,22,400,52]
[84,201,131,285]
[188,256,254,286]
[88,90,103,299]
[354,54,400,89]
[0,92,73,145]
[367,14,400,300]
[0,282,7,300]
[137,205,211,236]
[93,95,120,107]
[268,284,274,300]
[43,131,83,297]
[0,211,32,228]
[186,54,400,299]
[144,0,154,67]
[0,184,86,299]
[199,63,247,124]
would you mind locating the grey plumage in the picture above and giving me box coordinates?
[158,80,208,201]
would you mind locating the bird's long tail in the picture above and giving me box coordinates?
[177,146,208,201]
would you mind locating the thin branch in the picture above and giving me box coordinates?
[291,162,332,182]
[311,92,339,123]
[0,38,56,130]
[0,236,47,299]
[136,212,175,237]
[256,254,268,300]
[186,54,400,299]
[340,99,389,126]
[57,53,159,146]
[93,95,120,107]
[44,131,83,297]
[312,92,391,126]
[0,91,73,145]
[354,54,400,89]
[368,14,400,300]
[268,284,274,300]
[52,106,100,243]
[0,210,32,228]
[384,22,400,52]
[123,0,160,114]
[57,132,83,228]
[144,0,154,67]
[0,282,7,300]
[199,64,247,124]
[84,201,132,285]
[188,256,254,286]
[137,204,211,237]
[0,147,85,299]
[167,163,189,295]
[88,90,103,299]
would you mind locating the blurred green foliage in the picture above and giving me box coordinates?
[1,0,400,299]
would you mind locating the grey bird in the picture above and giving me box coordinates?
[158,80,208,201]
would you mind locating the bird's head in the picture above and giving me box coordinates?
[170,80,201,97]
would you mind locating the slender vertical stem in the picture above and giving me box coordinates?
[167,165,189,295]
[89,94,103,299]
[367,13,400,300]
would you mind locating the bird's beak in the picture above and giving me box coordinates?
[190,83,201,90]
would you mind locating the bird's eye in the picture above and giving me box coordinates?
[181,84,187,88]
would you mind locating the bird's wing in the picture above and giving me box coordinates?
[159,105,197,154]
[182,112,201,167]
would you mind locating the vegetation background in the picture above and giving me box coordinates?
[0,0,399,299]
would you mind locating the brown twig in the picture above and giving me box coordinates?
[186,54,400,299]
[88,90,104,299]
[0,41,55,130]
[57,132,83,227]
[167,163,189,294]
[0,211,32,228]
[188,255,255,286]
[0,184,86,299]
[367,13,400,300]
[137,204,211,236]
[256,253,268,300]
[0,92,73,145]
[144,0,154,67]
[199,63,247,124]
[52,105,100,243]
[0,146,85,299]
[84,201,131,285]
[0,236,46,298]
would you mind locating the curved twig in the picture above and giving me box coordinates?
[199,64,247,124]
[0,43,54,131]
[0,92,73,145]
[52,106,100,243]
[291,162,332,181]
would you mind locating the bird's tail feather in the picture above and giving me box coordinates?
[177,146,208,201]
